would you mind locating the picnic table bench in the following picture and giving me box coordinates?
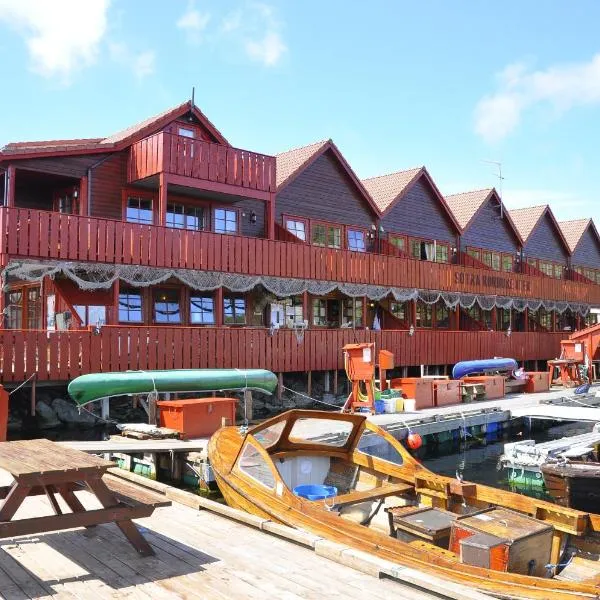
[0,439,170,556]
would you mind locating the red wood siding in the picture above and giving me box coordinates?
[128,132,276,195]
[1,207,599,304]
[0,327,564,382]
[90,152,128,220]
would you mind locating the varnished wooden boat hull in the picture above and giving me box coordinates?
[209,410,600,600]
[543,463,600,513]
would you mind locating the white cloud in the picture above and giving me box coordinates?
[220,2,287,67]
[245,31,286,67]
[0,0,109,80]
[177,4,210,44]
[474,54,600,143]
[109,42,155,81]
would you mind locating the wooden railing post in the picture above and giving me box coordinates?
[5,165,15,207]
[157,173,168,226]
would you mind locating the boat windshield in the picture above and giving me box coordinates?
[288,418,354,447]
[357,428,403,466]
[237,442,275,488]
[253,421,286,449]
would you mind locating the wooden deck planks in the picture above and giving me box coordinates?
[0,473,446,600]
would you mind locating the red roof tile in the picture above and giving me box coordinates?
[361,167,422,213]
[558,218,593,253]
[507,205,548,242]
[275,139,329,189]
[444,188,493,230]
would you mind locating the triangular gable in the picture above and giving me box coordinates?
[363,167,461,233]
[558,218,600,254]
[1,100,228,160]
[509,205,571,256]
[275,139,380,216]
[445,188,523,244]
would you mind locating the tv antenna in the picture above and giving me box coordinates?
[482,160,504,218]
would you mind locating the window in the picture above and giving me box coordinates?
[153,289,181,324]
[237,443,275,488]
[285,218,307,241]
[281,296,304,326]
[312,223,341,249]
[436,243,449,263]
[73,305,106,327]
[496,308,511,331]
[554,264,564,279]
[467,248,481,262]
[347,229,366,252]
[178,127,195,138]
[5,290,22,329]
[390,301,407,321]
[190,295,215,325]
[416,301,433,328]
[539,309,553,330]
[26,287,42,329]
[491,252,501,271]
[214,208,238,234]
[288,418,353,446]
[389,235,406,252]
[55,191,79,215]
[435,302,450,328]
[357,429,403,466]
[119,289,143,323]
[254,421,286,449]
[167,203,204,230]
[224,296,246,325]
[126,197,153,225]
[342,298,363,327]
[410,238,435,261]
[502,255,514,272]
[312,298,327,326]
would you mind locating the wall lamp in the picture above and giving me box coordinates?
[408,324,415,337]
[506,326,512,338]
[249,211,257,224]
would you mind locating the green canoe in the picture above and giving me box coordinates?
[68,369,278,406]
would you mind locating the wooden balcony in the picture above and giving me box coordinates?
[1,207,599,304]
[127,131,276,199]
[0,327,565,383]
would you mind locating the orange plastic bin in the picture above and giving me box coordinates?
[390,378,434,409]
[158,397,236,439]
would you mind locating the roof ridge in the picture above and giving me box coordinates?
[558,217,591,224]
[445,187,493,197]
[276,138,330,157]
[508,203,548,211]
[362,166,422,182]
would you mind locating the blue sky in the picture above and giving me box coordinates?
[0,0,599,222]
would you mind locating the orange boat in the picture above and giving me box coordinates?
[209,409,600,599]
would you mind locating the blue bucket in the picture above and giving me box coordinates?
[374,399,385,414]
[293,484,337,501]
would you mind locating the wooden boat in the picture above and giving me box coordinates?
[542,461,600,513]
[209,409,600,599]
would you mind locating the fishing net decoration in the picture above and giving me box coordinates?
[2,259,593,317]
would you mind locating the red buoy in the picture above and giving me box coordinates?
[406,432,422,450]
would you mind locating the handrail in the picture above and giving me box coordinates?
[0,207,598,304]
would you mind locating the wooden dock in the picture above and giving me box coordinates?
[0,469,483,600]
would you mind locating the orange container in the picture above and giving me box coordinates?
[157,398,236,439]
[378,350,394,370]
[390,378,433,409]
[462,376,505,400]
[432,380,461,407]
[343,343,375,380]
[561,340,585,361]
[525,372,550,393]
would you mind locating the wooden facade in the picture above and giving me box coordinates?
[0,100,598,383]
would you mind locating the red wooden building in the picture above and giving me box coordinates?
[0,101,598,386]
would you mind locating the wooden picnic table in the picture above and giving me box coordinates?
[0,438,168,556]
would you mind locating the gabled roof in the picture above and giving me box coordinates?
[1,100,228,159]
[275,139,380,216]
[558,218,600,253]
[445,188,523,244]
[362,166,462,232]
[509,204,571,255]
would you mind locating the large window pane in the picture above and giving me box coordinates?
[190,295,215,324]
[214,208,237,234]
[347,229,366,252]
[126,197,153,225]
[357,429,403,466]
[119,290,143,323]
[288,418,353,446]
[285,219,306,241]
[237,443,275,488]
[312,298,327,326]
[153,289,181,323]
[167,203,204,230]
[224,296,246,324]
[416,301,432,328]
[6,290,22,329]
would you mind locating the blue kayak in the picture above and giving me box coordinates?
[452,358,518,379]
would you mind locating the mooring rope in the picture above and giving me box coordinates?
[9,372,37,395]
[281,385,342,409]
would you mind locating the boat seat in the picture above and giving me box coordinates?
[101,474,172,508]
[329,482,413,509]
[323,458,359,494]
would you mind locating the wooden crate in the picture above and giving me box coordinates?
[462,375,505,400]
[525,372,551,393]
[432,380,461,407]
[449,508,553,576]
[460,383,485,403]
[390,378,433,409]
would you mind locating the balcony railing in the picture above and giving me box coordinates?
[1,207,599,304]
[128,131,276,195]
[0,327,565,382]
